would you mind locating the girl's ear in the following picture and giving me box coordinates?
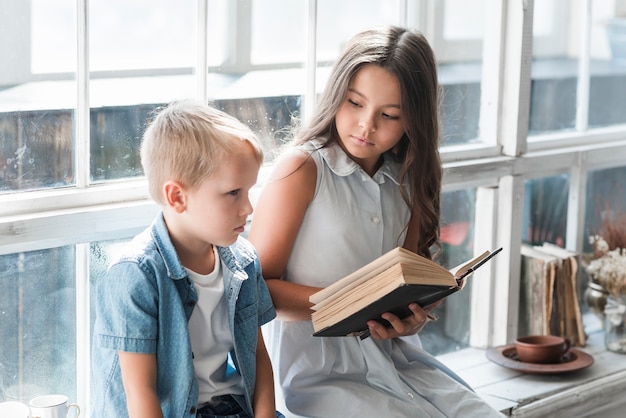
[163,180,187,213]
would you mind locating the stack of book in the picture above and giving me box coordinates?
[519,243,586,346]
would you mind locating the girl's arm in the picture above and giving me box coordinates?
[249,149,320,321]
[252,329,278,418]
[367,214,442,339]
[118,351,163,418]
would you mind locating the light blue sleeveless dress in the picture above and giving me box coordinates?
[263,139,502,418]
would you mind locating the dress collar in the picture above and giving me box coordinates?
[310,138,403,185]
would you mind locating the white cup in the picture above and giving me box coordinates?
[0,401,31,418]
[29,395,80,418]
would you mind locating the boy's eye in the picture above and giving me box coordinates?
[228,189,240,196]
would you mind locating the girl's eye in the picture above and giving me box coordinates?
[382,113,400,120]
[228,189,240,196]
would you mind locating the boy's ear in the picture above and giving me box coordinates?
[163,180,187,213]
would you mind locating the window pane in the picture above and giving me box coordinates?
[519,175,571,336]
[439,0,485,145]
[0,247,77,402]
[0,1,76,193]
[251,0,306,64]
[522,175,569,246]
[588,5,626,128]
[89,0,196,183]
[0,109,75,193]
[89,0,195,71]
[529,0,626,134]
[317,0,402,62]
[584,165,626,249]
[529,0,577,134]
[421,189,476,355]
[214,96,301,164]
[89,104,153,181]
[31,0,77,74]
[443,0,484,40]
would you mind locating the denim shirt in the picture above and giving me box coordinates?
[92,213,276,417]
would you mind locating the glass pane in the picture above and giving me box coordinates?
[251,0,306,64]
[529,0,577,134]
[439,80,481,146]
[214,97,301,164]
[0,1,76,193]
[421,189,476,355]
[581,166,626,324]
[588,4,626,128]
[529,0,626,134]
[439,0,485,146]
[0,109,75,192]
[89,0,196,183]
[89,104,153,181]
[89,0,195,71]
[443,0,485,40]
[206,0,231,67]
[584,165,626,250]
[519,175,571,336]
[317,0,402,62]
[31,0,77,74]
[522,175,569,246]
[0,247,76,402]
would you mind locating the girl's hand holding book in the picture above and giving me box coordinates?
[366,300,443,340]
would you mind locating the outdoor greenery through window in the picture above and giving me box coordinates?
[1,0,626,414]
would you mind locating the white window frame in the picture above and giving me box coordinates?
[2,0,626,414]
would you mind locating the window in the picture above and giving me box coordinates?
[2,0,626,414]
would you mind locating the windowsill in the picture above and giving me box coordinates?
[437,314,626,416]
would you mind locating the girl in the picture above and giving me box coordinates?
[249,26,502,417]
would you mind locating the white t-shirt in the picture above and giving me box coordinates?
[187,246,243,404]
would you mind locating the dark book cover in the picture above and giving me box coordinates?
[312,283,459,338]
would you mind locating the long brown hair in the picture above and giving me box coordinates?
[292,26,442,258]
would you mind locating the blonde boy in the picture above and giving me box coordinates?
[92,100,280,418]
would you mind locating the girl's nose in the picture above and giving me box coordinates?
[359,114,377,133]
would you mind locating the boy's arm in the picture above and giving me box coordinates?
[118,351,164,418]
[252,329,278,418]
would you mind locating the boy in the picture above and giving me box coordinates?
[92,100,280,418]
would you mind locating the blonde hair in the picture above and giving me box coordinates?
[141,100,263,205]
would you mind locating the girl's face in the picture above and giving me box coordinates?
[334,64,406,176]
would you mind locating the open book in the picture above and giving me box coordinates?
[310,246,502,338]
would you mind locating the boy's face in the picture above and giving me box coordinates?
[181,141,260,247]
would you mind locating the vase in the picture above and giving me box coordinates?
[585,281,609,326]
[604,294,626,353]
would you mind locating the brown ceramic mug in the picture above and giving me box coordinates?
[514,335,570,364]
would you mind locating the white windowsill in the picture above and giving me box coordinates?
[437,314,626,417]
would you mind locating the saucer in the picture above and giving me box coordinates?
[486,344,594,374]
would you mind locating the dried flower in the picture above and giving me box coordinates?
[586,235,626,296]
[597,207,626,250]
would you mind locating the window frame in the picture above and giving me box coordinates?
[3,0,626,414]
